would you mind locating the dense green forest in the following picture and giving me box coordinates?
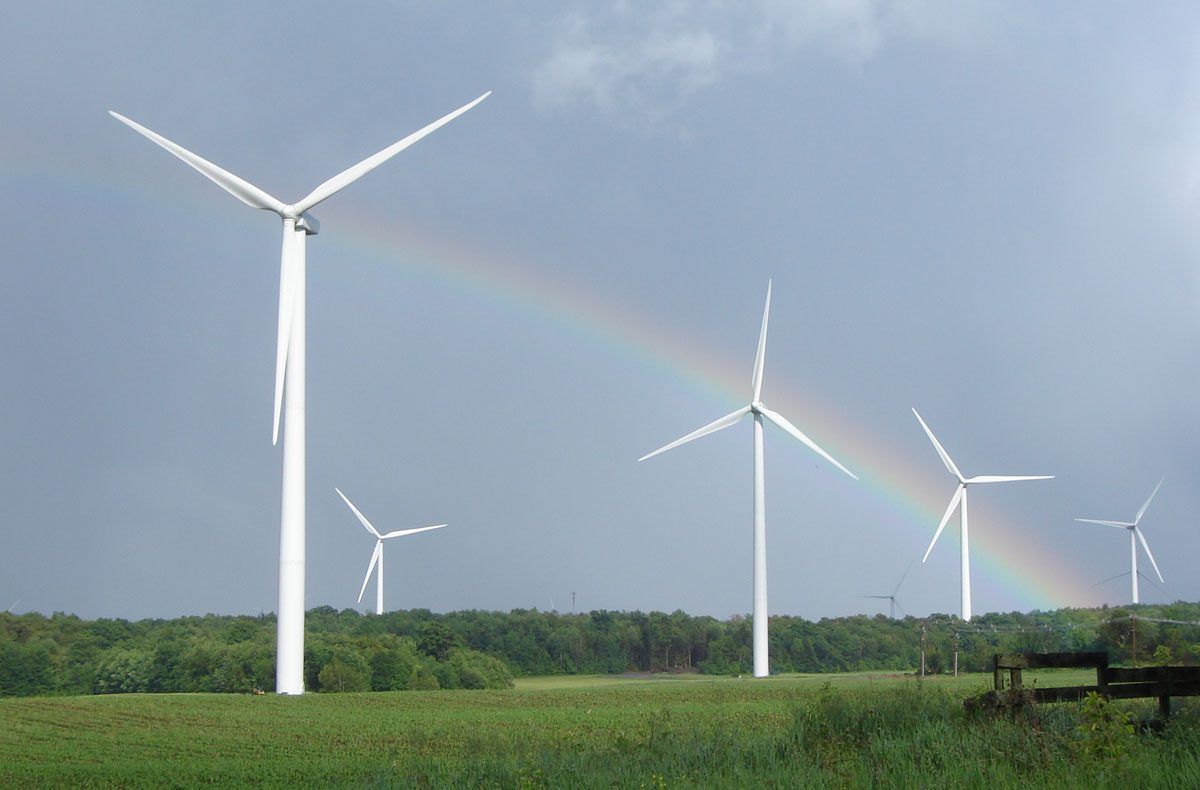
[3,602,1200,696]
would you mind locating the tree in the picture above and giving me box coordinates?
[317,657,370,692]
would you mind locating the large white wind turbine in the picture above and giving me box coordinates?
[639,281,857,678]
[913,409,1052,622]
[861,561,913,620]
[336,488,445,616]
[111,93,488,694]
[1076,479,1165,605]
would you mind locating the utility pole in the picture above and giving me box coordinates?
[953,631,959,677]
[571,591,576,614]
[920,623,927,677]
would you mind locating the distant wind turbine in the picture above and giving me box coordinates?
[913,408,1053,622]
[111,92,488,694]
[861,562,913,619]
[336,488,446,616]
[639,281,858,678]
[1076,479,1165,605]
[5,598,19,614]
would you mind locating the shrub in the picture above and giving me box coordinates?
[409,664,440,690]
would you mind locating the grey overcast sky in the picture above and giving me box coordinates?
[2,2,1199,622]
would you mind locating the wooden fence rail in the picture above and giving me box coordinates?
[972,652,1200,720]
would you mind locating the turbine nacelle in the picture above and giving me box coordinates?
[293,212,320,235]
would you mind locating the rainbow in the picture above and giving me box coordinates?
[3,146,1098,614]
[327,209,1096,612]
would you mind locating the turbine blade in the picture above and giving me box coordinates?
[911,408,963,481]
[271,229,299,444]
[108,111,286,214]
[751,280,771,402]
[357,542,382,603]
[860,595,892,599]
[1135,527,1164,583]
[894,599,907,618]
[1135,478,1164,525]
[1137,570,1163,590]
[923,485,964,563]
[1092,570,1132,588]
[294,92,491,213]
[335,488,382,538]
[1075,518,1134,529]
[893,560,915,597]
[382,524,447,540]
[966,475,1054,484]
[758,406,858,480]
[638,406,750,462]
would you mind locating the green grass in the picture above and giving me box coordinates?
[2,672,1198,787]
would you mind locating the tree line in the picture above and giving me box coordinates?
[3,602,1200,696]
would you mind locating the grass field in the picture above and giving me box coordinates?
[3,671,1199,787]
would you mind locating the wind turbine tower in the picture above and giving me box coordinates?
[111,93,488,693]
[913,409,1052,622]
[640,281,858,677]
[1076,479,1165,604]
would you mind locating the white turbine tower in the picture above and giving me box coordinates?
[913,408,1053,621]
[861,561,913,620]
[639,281,857,678]
[336,488,446,616]
[1076,479,1165,604]
[111,93,489,694]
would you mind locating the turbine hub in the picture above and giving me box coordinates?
[750,400,764,414]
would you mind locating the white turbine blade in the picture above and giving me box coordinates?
[382,523,447,540]
[271,230,298,444]
[923,485,964,563]
[751,280,771,402]
[911,408,963,481]
[108,111,286,214]
[860,595,892,599]
[1074,518,1134,529]
[638,405,750,462]
[335,488,382,538]
[758,406,858,480]
[1134,527,1164,583]
[893,599,906,618]
[966,475,1054,484]
[357,542,382,603]
[1134,478,1164,525]
[294,92,491,214]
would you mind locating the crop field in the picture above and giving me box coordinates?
[3,671,1199,787]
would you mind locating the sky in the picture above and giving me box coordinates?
[2,2,1199,623]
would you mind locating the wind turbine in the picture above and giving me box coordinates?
[639,281,857,678]
[861,561,913,619]
[1076,479,1165,604]
[336,488,446,616]
[111,92,489,694]
[913,408,1052,622]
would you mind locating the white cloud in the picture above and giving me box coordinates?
[532,0,1000,122]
